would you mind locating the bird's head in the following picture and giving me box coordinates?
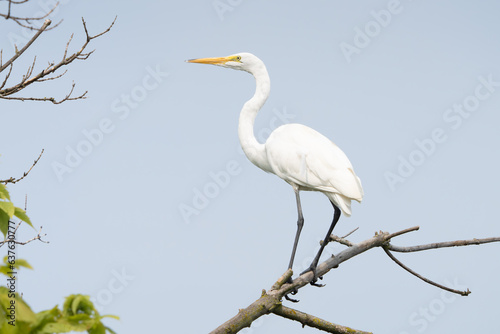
[186,52,262,74]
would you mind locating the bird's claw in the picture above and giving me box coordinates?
[284,292,299,303]
[283,267,324,302]
[310,278,325,287]
[300,266,325,287]
[284,276,300,302]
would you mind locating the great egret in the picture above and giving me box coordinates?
[187,53,363,286]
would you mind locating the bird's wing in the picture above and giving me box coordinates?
[265,124,363,201]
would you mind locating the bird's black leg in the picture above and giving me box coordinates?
[300,201,341,286]
[284,188,304,302]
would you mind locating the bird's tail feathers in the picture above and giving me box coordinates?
[328,193,352,217]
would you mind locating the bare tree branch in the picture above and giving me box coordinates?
[210,270,371,334]
[386,226,420,239]
[382,247,471,296]
[0,64,13,89]
[0,19,52,73]
[210,227,500,333]
[386,237,500,253]
[1,0,61,31]
[1,82,87,103]
[272,304,372,334]
[0,222,48,247]
[0,2,116,104]
[1,149,44,184]
[328,234,353,247]
[341,226,359,239]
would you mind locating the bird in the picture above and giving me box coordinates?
[187,52,363,288]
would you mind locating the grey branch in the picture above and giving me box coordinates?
[386,237,500,252]
[382,247,471,296]
[273,304,371,334]
[210,270,371,334]
[210,227,500,333]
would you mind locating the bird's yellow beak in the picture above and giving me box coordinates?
[186,56,239,64]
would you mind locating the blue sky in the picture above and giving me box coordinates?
[2,1,500,333]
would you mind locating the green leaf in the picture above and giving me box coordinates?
[104,325,118,334]
[0,209,8,238]
[0,319,17,334]
[0,286,37,323]
[13,207,33,229]
[0,257,33,277]
[31,306,61,333]
[0,184,10,201]
[0,201,15,218]
[12,258,33,270]
[0,287,12,309]
[63,294,96,317]
[43,314,95,333]
[89,321,106,334]
[11,294,36,324]
[71,295,83,315]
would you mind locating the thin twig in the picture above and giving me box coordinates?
[0,16,116,103]
[387,237,500,253]
[386,226,420,239]
[0,149,44,184]
[341,227,359,239]
[0,223,49,247]
[37,69,68,82]
[328,235,353,247]
[382,246,471,296]
[0,19,51,73]
[0,0,61,30]
[0,64,13,89]
[324,228,360,247]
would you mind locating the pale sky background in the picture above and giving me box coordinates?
[1,1,500,333]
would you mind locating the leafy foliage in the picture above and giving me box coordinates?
[0,255,33,276]
[0,183,33,238]
[0,257,118,333]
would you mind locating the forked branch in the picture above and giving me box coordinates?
[0,222,48,248]
[0,7,116,103]
[382,247,470,296]
[0,0,61,31]
[210,227,500,333]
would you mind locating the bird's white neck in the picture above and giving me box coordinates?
[238,62,272,172]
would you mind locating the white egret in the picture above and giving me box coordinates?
[187,53,363,287]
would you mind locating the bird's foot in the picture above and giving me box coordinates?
[300,266,325,287]
[284,276,299,302]
[284,291,299,303]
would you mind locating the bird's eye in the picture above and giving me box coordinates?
[236,56,242,61]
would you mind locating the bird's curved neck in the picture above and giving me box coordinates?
[238,63,271,171]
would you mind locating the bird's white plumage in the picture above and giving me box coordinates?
[265,123,363,216]
[187,52,363,216]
